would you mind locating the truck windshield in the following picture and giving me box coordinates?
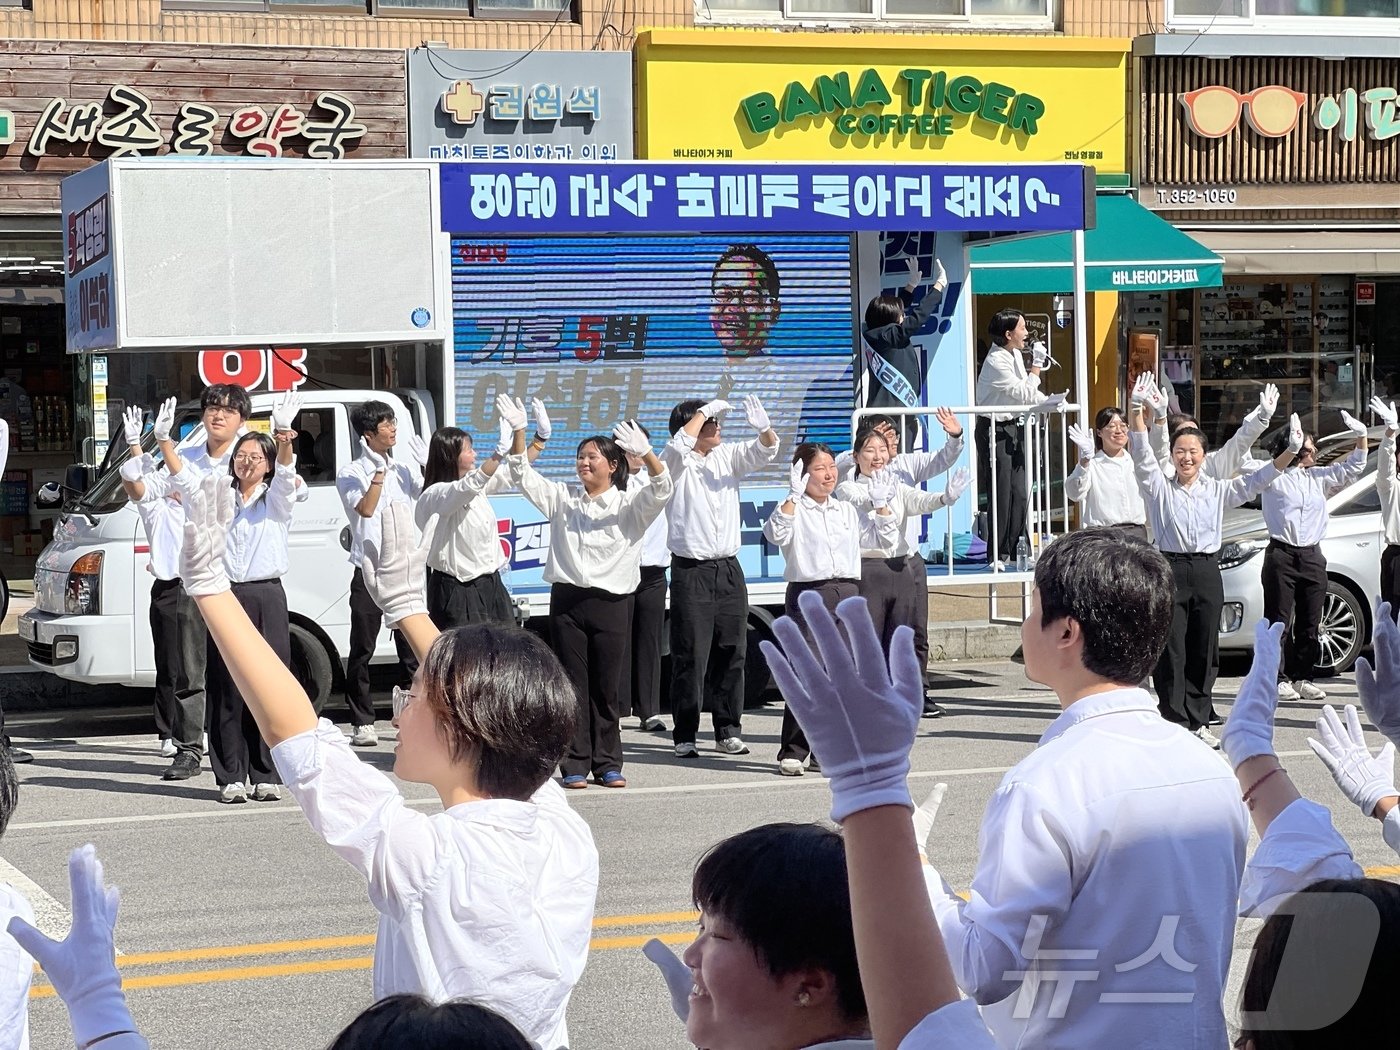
[77,409,207,515]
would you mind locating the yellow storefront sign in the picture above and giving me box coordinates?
[636,30,1129,173]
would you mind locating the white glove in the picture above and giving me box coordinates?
[1370,395,1398,432]
[361,501,431,627]
[743,394,771,433]
[1030,341,1051,369]
[1129,371,1153,407]
[903,255,921,290]
[270,391,302,433]
[1287,412,1304,454]
[152,396,177,443]
[494,418,513,459]
[1144,376,1169,418]
[122,405,143,447]
[6,846,137,1050]
[119,453,152,484]
[1068,422,1096,461]
[1358,601,1400,750]
[1037,392,1069,414]
[358,437,388,473]
[932,256,947,289]
[1309,704,1400,818]
[942,467,970,505]
[611,420,651,458]
[912,783,948,858]
[867,468,897,510]
[698,399,731,421]
[642,938,691,1023]
[1220,620,1283,770]
[180,472,235,597]
[1259,383,1280,419]
[787,460,809,502]
[404,434,429,470]
[531,397,552,440]
[1340,409,1367,437]
[496,393,528,433]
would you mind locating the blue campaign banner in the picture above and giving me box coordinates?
[439,161,1092,235]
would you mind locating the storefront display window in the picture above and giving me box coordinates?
[1170,0,1398,21]
[701,0,1049,20]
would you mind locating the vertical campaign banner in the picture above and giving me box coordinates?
[449,233,855,587]
[63,164,117,353]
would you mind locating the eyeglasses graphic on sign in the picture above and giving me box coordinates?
[1180,85,1308,139]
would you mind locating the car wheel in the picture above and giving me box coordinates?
[1317,581,1366,675]
[289,621,335,714]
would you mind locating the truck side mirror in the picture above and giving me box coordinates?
[35,483,64,509]
[65,463,94,494]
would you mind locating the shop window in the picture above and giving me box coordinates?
[1169,0,1398,25]
[700,0,1049,21]
[373,0,573,14]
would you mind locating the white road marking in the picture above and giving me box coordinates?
[0,854,70,942]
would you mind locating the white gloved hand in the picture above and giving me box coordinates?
[496,393,527,433]
[611,420,651,458]
[404,434,429,470]
[1068,422,1096,461]
[942,468,970,505]
[1030,341,1050,369]
[1358,602,1400,750]
[1221,620,1284,770]
[531,397,552,440]
[1037,392,1069,414]
[912,783,948,858]
[358,437,388,473]
[743,394,772,433]
[867,468,897,510]
[932,256,947,290]
[642,938,692,1023]
[494,418,513,459]
[1259,383,1280,419]
[787,460,809,503]
[270,391,302,433]
[180,471,235,597]
[1340,409,1368,437]
[122,405,143,447]
[119,453,152,485]
[1287,413,1305,454]
[698,399,731,421]
[1129,371,1153,407]
[6,845,136,1050]
[903,255,921,290]
[361,501,431,628]
[152,396,177,443]
[1309,704,1400,817]
[1370,395,1399,432]
[1145,376,1169,418]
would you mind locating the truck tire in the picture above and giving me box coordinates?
[744,619,775,709]
[289,621,335,714]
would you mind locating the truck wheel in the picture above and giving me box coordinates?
[744,620,775,709]
[0,569,9,625]
[289,622,334,714]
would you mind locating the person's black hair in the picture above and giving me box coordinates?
[851,422,890,478]
[0,747,17,840]
[712,244,780,301]
[1171,426,1211,455]
[793,441,835,472]
[229,431,278,500]
[351,400,397,439]
[864,294,904,330]
[1093,407,1127,452]
[1034,528,1174,684]
[1269,427,1314,460]
[669,399,705,436]
[1166,411,1197,434]
[325,994,533,1050]
[419,625,576,801]
[987,309,1025,347]
[1237,878,1400,1050]
[424,427,470,489]
[692,823,866,1023]
[201,383,252,420]
[576,435,628,491]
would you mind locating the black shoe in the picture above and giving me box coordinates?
[161,752,200,781]
[1009,646,1025,666]
[922,701,946,719]
[6,746,32,765]
[1207,713,1224,727]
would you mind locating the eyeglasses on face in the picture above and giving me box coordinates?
[377,421,399,433]
[205,404,241,418]
[1180,84,1307,139]
[233,454,267,466]
[392,685,417,719]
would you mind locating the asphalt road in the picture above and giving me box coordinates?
[4,661,1398,1050]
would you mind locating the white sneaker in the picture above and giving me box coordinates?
[350,724,379,747]
[778,759,805,777]
[1297,682,1328,701]
[674,742,699,759]
[202,732,209,755]
[218,782,248,804]
[1277,680,1302,701]
[1194,726,1222,750]
[159,738,177,758]
[718,737,750,755]
[251,783,281,802]
[642,716,669,733]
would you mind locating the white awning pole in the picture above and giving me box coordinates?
[1073,227,1090,430]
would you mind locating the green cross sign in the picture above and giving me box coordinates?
[0,110,13,146]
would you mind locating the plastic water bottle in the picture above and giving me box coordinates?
[1016,535,1030,573]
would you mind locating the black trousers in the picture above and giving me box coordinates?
[346,567,419,727]
[907,552,930,684]
[550,582,630,779]
[206,579,287,787]
[624,565,667,721]
[859,556,924,652]
[976,417,1028,562]
[150,578,208,760]
[1263,541,1329,682]
[1154,553,1223,731]
[426,568,514,630]
[669,555,746,745]
[1383,545,1400,619]
[778,579,859,762]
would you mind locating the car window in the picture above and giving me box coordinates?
[1336,481,1381,516]
[288,407,337,486]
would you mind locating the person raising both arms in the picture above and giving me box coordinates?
[1065,406,1148,539]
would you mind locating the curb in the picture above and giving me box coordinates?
[926,622,1023,662]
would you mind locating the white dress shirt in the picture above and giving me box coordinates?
[336,453,422,570]
[1150,406,1269,481]
[899,1000,997,1050]
[1064,450,1147,527]
[1380,429,1400,547]
[834,471,953,559]
[629,468,672,569]
[224,463,298,583]
[415,468,509,583]
[141,437,237,502]
[1131,432,1278,554]
[1237,799,1364,918]
[0,884,33,1050]
[134,491,185,582]
[975,348,1044,420]
[1262,447,1365,547]
[763,495,893,583]
[926,687,1247,1050]
[662,431,780,560]
[510,456,672,595]
[271,719,598,1050]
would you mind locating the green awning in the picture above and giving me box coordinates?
[970,194,1223,293]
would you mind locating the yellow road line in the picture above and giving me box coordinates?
[1364,864,1400,878]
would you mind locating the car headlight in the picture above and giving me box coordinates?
[65,551,102,615]
[1219,537,1267,571]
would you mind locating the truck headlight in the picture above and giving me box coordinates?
[1219,538,1267,571]
[65,551,102,615]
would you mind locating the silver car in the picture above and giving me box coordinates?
[1217,437,1384,674]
